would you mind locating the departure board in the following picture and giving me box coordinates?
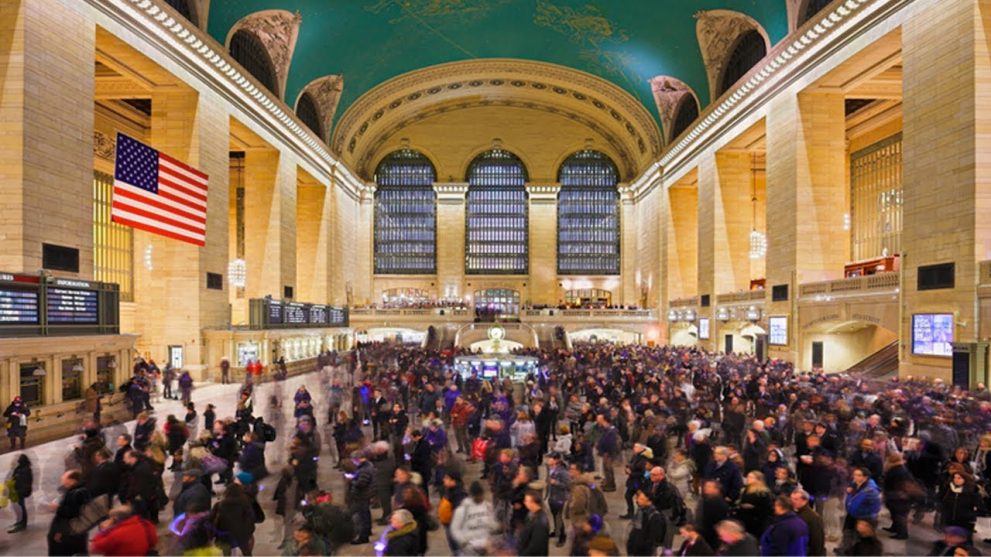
[0,288,39,323]
[309,305,327,325]
[284,302,307,325]
[327,306,347,327]
[46,287,99,324]
[268,301,283,324]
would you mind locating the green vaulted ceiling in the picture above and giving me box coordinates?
[207,0,788,132]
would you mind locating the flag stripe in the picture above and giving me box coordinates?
[111,212,205,246]
[158,174,208,205]
[113,183,206,221]
[112,199,205,236]
[113,191,205,229]
[159,163,208,195]
[159,153,208,184]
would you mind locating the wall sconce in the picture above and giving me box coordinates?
[667,309,680,322]
[228,259,247,289]
[33,366,46,376]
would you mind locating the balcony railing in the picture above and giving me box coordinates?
[715,290,767,304]
[799,272,899,298]
[669,297,699,308]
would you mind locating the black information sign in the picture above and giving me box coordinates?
[250,298,348,329]
[46,287,99,324]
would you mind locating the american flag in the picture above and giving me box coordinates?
[112,133,208,246]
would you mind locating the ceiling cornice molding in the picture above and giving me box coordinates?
[332,58,662,179]
[86,0,368,201]
[661,0,905,182]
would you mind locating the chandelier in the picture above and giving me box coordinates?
[228,259,247,289]
[748,153,766,259]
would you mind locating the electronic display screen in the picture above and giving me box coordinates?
[698,318,710,340]
[912,313,953,356]
[0,288,39,324]
[268,301,283,325]
[284,303,307,324]
[46,287,98,324]
[309,305,327,325]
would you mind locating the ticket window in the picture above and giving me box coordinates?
[96,356,116,394]
[19,363,44,406]
[61,358,83,401]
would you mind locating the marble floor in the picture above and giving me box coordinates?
[0,370,978,556]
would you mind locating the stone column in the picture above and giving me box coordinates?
[620,186,638,306]
[243,149,296,300]
[526,185,558,306]
[898,0,991,379]
[765,91,847,361]
[296,173,332,304]
[0,0,95,275]
[667,185,698,301]
[355,186,375,305]
[435,184,468,302]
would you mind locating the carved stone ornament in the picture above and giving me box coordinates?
[694,10,769,102]
[228,10,302,99]
[649,76,696,144]
[94,130,115,161]
[298,75,344,141]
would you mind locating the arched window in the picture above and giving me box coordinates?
[164,0,196,25]
[799,0,833,26]
[374,149,437,274]
[718,30,767,97]
[296,92,323,139]
[557,150,619,275]
[229,30,278,95]
[670,95,700,141]
[465,149,528,275]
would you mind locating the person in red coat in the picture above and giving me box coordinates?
[89,504,158,556]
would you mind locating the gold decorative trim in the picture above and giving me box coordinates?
[94,130,116,161]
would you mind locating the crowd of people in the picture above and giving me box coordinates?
[8,342,991,556]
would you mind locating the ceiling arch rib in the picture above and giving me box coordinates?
[295,74,344,143]
[225,9,301,101]
[649,76,700,145]
[332,59,662,182]
[694,10,772,105]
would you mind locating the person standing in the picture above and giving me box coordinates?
[178,370,193,406]
[621,443,652,519]
[595,414,620,492]
[7,454,32,533]
[713,519,759,556]
[348,450,375,545]
[3,396,30,451]
[759,495,809,556]
[162,364,176,400]
[676,523,715,556]
[220,357,230,385]
[843,467,881,552]
[627,488,666,557]
[84,383,102,424]
[791,489,826,556]
[88,504,158,556]
[518,490,550,556]
[546,452,572,547]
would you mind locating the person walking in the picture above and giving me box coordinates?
[450,481,495,554]
[518,490,550,556]
[627,488,666,557]
[595,414,620,492]
[790,489,826,556]
[47,470,90,556]
[759,495,809,556]
[88,504,158,556]
[843,467,881,552]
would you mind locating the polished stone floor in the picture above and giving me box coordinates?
[0,370,976,556]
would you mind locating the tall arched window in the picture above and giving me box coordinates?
[229,30,278,95]
[799,0,833,26]
[465,149,528,275]
[374,149,437,274]
[164,0,196,25]
[296,92,322,139]
[718,30,767,97]
[670,95,700,141]
[557,150,620,275]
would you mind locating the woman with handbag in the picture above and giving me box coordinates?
[7,454,32,533]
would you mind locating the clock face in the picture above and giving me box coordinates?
[488,325,506,342]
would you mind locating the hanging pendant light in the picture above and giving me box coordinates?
[748,153,766,259]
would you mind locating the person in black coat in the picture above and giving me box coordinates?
[714,519,760,556]
[348,451,375,544]
[696,480,731,550]
[4,397,30,450]
[627,489,666,557]
[212,482,257,555]
[8,454,32,533]
[702,447,743,502]
[122,450,159,523]
[882,453,915,540]
[676,523,715,556]
[941,472,984,539]
[622,443,653,519]
[86,448,119,501]
[518,491,550,556]
[132,413,155,452]
[408,430,433,497]
[47,470,90,556]
[174,468,211,517]
[849,439,884,481]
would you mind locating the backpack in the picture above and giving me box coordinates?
[119,379,133,394]
[263,424,277,442]
[587,484,609,517]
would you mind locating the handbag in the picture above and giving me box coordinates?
[201,454,227,475]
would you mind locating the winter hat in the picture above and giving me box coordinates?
[235,471,254,485]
